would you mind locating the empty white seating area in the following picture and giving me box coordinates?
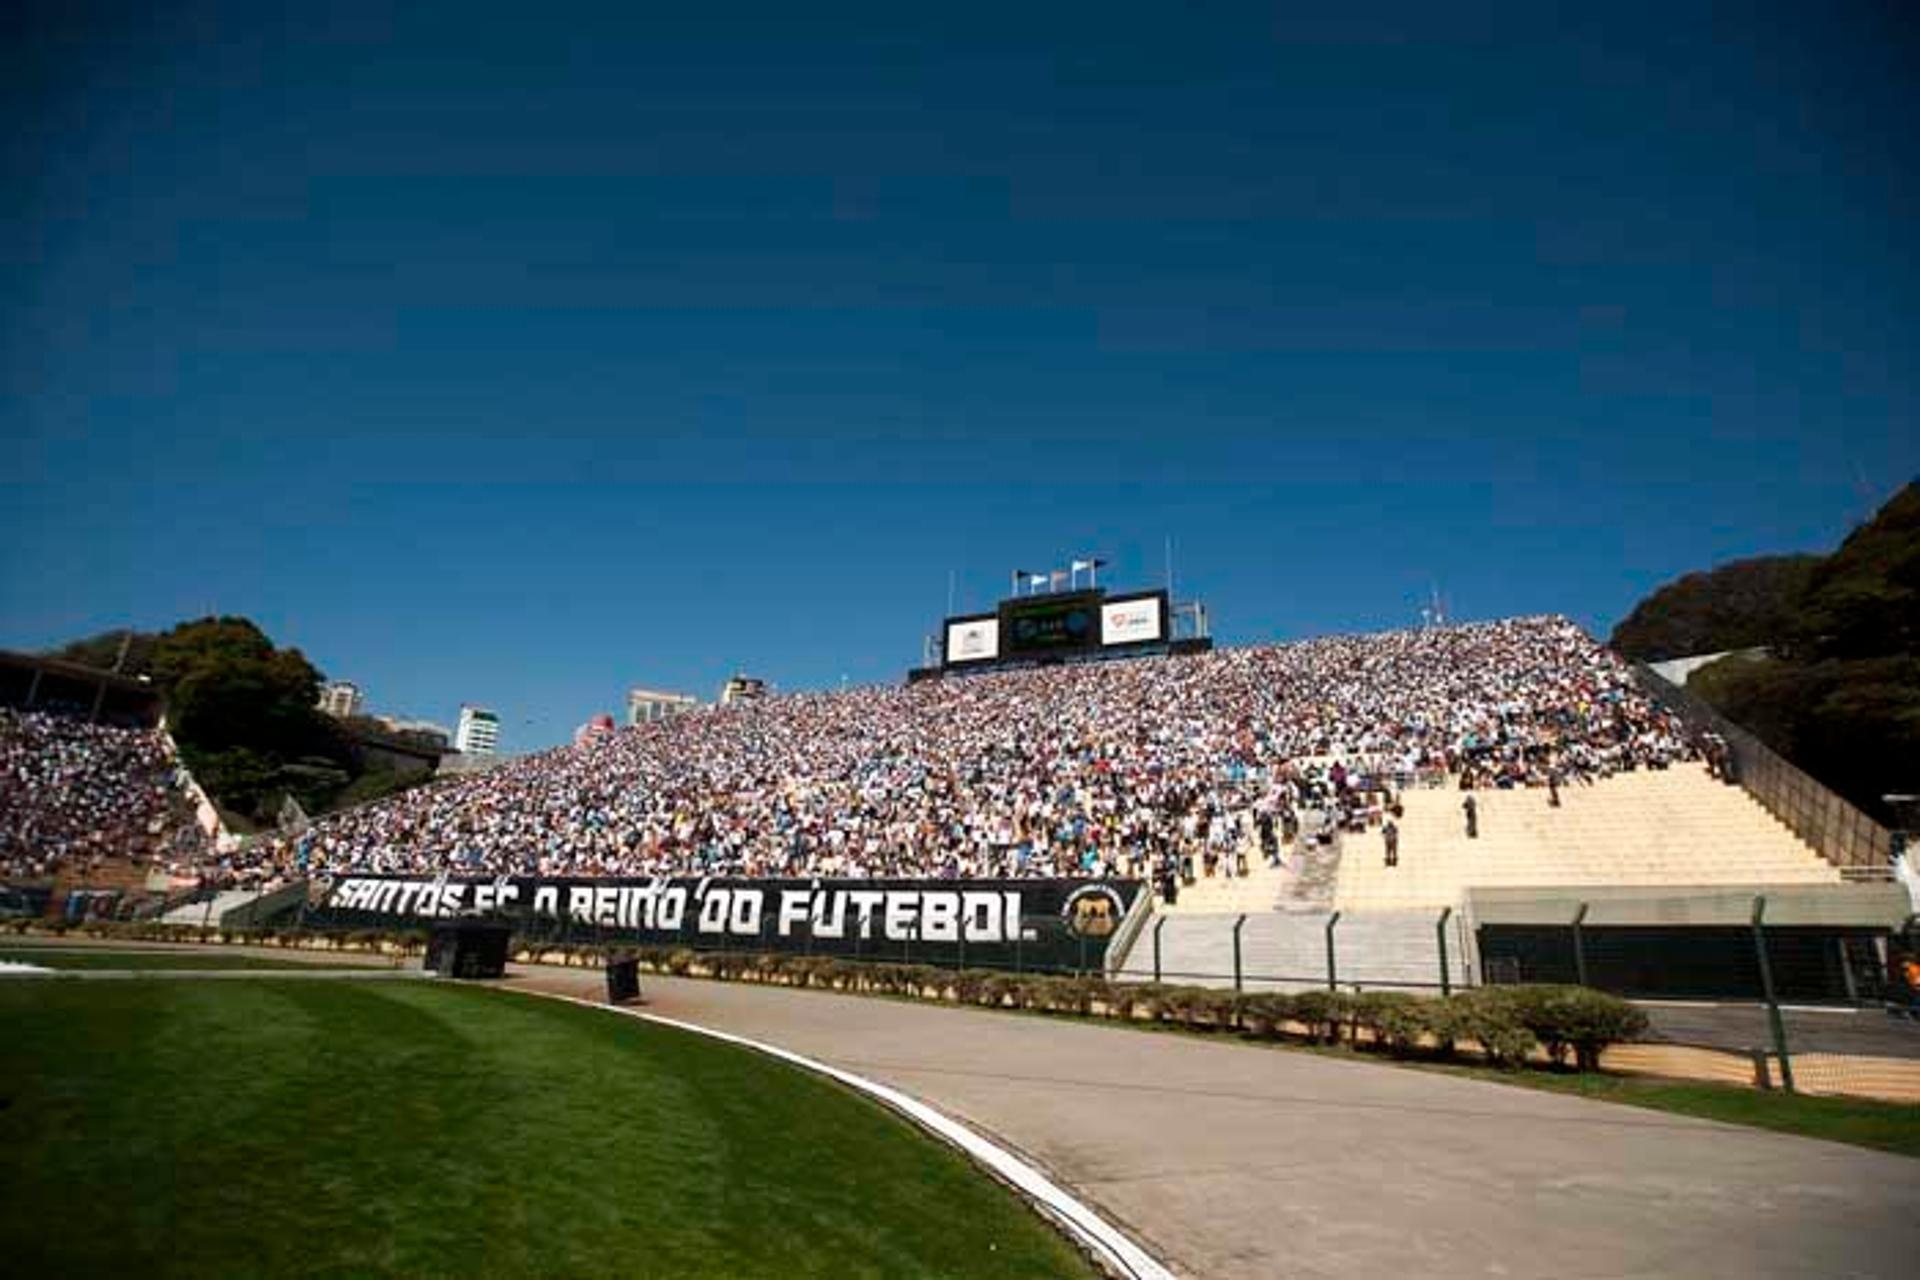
[1335,761,1838,912]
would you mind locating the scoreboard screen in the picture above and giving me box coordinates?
[940,587,1171,669]
[1000,591,1102,657]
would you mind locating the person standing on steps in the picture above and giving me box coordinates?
[1462,794,1478,839]
[1382,818,1399,867]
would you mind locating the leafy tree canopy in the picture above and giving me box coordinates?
[47,629,159,677]
[1793,482,1920,661]
[1609,556,1817,661]
[45,615,381,822]
[146,617,340,763]
[1624,481,1920,823]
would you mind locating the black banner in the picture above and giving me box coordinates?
[306,875,1144,973]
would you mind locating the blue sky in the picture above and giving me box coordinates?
[4,2,1915,749]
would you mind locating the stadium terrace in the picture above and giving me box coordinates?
[114,615,1695,891]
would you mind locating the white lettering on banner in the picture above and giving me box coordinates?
[324,877,1098,953]
[630,880,664,929]
[697,888,729,933]
[777,890,811,936]
[814,891,845,938]
[883,891,918,941]
[961,891,999,942]
[729,891,762,935]
[846,890,885,939]
[920,892,958,942]
[657,886,686,931]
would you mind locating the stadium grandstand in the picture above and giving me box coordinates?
[5,615,1907,998]
[211,615,1694,883]
[0,708,209,902]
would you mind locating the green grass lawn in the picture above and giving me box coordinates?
[0,980,1096,1279]
[0,947,384,971]
[1485,1068,1920,1159]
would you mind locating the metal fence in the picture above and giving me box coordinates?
[1131,907,1469,995]
[1630,664,1895,873]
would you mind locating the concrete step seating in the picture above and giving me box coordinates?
[1165,850,1291,914]
[1167,807,1345,915]
[1117,907,1462,993]
[1334,761,1837,913]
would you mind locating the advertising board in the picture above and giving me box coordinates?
[944,617,1000,664]
[1100,593,1165,646]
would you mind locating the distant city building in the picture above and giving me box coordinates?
[317,681,363,719]
[374,715,452,749]
[627,687,698,726]
[455,704,500,755]
[719,675,768,706]
[574,713,616,745]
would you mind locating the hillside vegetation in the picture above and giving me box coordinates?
[1612,482,1920,824]
[49,617,435,825]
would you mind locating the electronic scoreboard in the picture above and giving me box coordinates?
[941,587,1169,669]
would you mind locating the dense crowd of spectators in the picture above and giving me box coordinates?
[0,709,207,881]
[181,616,1696,887]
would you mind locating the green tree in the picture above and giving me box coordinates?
[46,629,159,676]
[1793,482,1920,660]
[1609,555,1817,661]
[1666,483,1920,822]
[148,618,339,760]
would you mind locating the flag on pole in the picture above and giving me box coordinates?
[1049,569,1068,592]
[1027,573,1049,590]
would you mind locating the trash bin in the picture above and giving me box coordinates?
[605,953,641,1004]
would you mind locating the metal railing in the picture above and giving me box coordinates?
[1135,905,1470,994]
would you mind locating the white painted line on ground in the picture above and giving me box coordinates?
[1636,998,1863,1016]
[0,960,51,974]
[524,989,1178,1280]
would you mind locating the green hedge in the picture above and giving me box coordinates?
[8,921,1648,1072]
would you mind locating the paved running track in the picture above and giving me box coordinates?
[510,966,1916,1280]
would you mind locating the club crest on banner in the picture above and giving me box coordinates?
[1061,884,1125,938]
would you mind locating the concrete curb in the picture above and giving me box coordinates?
[514,987,1179,1280]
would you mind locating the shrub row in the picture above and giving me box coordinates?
[8,921,1646,1071]
[520,944,1646,1071]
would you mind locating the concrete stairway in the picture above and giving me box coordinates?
[1335,762,1839,912]
[1168,812,1344,915]
[1116,907,1465,992]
